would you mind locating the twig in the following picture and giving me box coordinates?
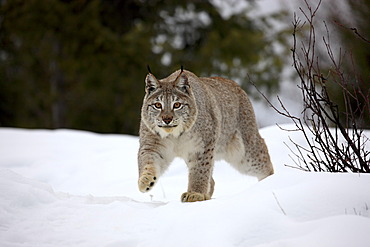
[272,192,287,216]
[333,20,370,44]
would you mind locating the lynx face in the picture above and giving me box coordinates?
[141,71,198,138]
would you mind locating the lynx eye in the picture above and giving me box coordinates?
[153,102,162,109]
[173,102,182,109]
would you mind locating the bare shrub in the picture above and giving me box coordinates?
[254,0,369,173]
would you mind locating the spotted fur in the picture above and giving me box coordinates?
[138,69,274,202]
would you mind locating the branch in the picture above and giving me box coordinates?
[333,20,370,44]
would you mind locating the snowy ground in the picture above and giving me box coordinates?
[0,125,369,247]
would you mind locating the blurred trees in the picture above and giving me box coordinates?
[325,0,370,128]
[0,0,288,134]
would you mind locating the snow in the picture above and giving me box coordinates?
[0,125,370,247]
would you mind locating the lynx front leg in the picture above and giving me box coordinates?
[137,140,172,193]
[138,164,158,192]
[181,149,215,203]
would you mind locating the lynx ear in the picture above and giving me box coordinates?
[175,71,190,94]
[145,73,159,94]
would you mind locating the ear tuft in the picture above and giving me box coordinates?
[176,71,190,94]
[179,73,188,86]
[145,73,159,94]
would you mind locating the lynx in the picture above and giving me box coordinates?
[138,68,274,202]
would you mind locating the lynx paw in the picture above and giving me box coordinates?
[181,192,210,203]
[138,166,157,193]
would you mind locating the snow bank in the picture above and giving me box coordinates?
[0,126,369,247]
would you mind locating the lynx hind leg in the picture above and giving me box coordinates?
[254,160,274,181]
[247,138,274,181]
[230,153,273,181]
[255,138,274,180]
[242,142,274,181]
[226,134,273,181]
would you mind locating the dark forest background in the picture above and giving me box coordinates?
[0,0,368,135]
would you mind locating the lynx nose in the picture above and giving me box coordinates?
[162,115,173,125]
